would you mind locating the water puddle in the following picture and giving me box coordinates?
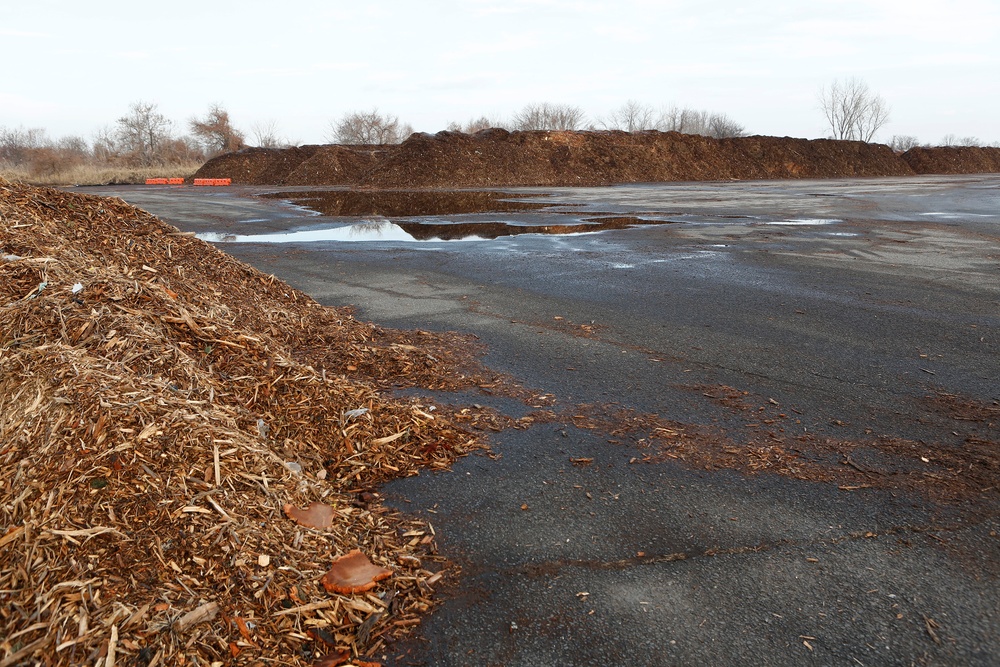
[765,218,841,226]
[198,216,676,244]
[197,189,852,245]
[919,212,992,219]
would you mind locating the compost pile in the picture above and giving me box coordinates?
[900,145,1000,175]
[0,178,496,666]
[194,129,1000,188]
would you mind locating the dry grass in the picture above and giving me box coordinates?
[0,162,203,187]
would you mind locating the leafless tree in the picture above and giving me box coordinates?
[707,113,746,138]
[597,100,657,132]
[446,116,506,133]
[0,126,48,166]
[116,101,173,166]
[512,103,586,131]
[819,78,890,142]
[328,109,410,145]
[190,104,246,156]
[654,107,746,138]
[160,136,205,163]
[657,106,708,134]
[940,134,985,147]
[92,126,119,163]
[889,135,920,152]
[251,120,285,148]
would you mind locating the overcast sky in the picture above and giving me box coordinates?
[2,0,998,146]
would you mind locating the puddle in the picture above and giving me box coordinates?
[198,220,475,244]
[199,216,677,244]
[765,218,841,226]
[919,212,992,219]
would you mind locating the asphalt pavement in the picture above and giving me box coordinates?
[87,175,1000,666]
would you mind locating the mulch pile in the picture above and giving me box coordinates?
[900,145,1000,175]
[0,177,507,666]
[194,130,1000,187]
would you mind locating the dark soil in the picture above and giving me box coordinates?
[194,129,1000,187]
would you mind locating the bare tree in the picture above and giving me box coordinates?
[251,120,284,148]
[116,101,173,166]
[598,100,657,132]
[190,104,245,156]
[654,107,745,138]
[92,126,119,163]
[819,78,890,142]
[939,134,984,147]
[707,113,746,138]
[446,116,506,133]
[657,107,709,134]
[328,109,410,145]
[512,103,586,131]
[0,126,48,166]
[889,135,920,152]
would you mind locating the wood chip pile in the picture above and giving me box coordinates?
[196,130,1000,189]
[0,178,493,666]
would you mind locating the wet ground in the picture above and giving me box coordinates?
[86,176,1000,666]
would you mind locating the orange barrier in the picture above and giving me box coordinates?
[168,178,185,185]
[145,178,169,185]
[193,178,231,186]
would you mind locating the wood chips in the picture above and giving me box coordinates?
[0,177,494,665]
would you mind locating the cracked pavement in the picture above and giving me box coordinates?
[89,175,1000,666]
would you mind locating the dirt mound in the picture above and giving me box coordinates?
[901,145,1000,174]
[194,130,933,188]
[195,131,1000,188]
[194,145,321,184]
[365,130,913,187]
[0,177,505,665]
[284,146,392,186]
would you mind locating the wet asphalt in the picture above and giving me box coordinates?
[86,176,1000,666]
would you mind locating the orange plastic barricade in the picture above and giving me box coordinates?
[145,178,169,185]
[167,178,185,185]
[193,178,232,186]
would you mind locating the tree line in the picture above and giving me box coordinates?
[0,102,280,181]
[3,81,997,183]
[329,101,748,144]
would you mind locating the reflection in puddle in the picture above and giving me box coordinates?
[199,216,676,244]
[198,220,459,244]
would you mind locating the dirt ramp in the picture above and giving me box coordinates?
[901,146,1000,174]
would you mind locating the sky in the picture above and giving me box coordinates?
[2,0,998,146]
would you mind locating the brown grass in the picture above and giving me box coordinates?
[0,162,202,186]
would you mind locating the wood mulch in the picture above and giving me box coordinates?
[0,177,503,666]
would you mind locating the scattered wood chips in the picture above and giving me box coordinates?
[0,178,494,665]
